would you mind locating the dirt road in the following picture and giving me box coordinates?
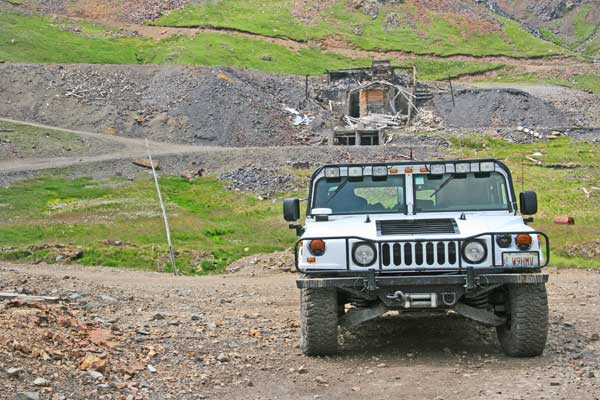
[1,261,598,400]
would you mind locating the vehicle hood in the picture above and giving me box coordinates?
[302,212,534,241]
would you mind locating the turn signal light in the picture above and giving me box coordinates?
[309,239,326,256]
[515,234,532,250]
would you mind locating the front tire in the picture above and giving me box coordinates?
[300,288,339,356]
[496,284,548,357]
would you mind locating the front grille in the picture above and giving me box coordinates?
[381,241,459,268]
[377,219,459,236]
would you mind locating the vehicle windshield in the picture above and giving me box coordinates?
[414,172,510,212]
[313,175,406,215]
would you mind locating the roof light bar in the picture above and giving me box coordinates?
[372,166,388,177]
[324,167,340,179]
[348,166,363,178]
[455,163,470,173]
[480,161,495,172]
[430,164,445,175]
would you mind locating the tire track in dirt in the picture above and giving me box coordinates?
[0,262,598,399]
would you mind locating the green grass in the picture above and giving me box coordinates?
[1,136,598,271]
[570,75,600,95]
[539,28,564,47]
[0,11,504,77]
[573,5,596,45]
[451,136,600,268]
[0,12,149,64]
[142,34,371,75]
[585,38,600,57]
[400,59,503,81]
[153,0,565,57]
[476,66,600,95]
[0,175,297,274]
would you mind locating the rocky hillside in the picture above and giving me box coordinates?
[478,0,600,57]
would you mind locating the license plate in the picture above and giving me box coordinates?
[503,252,540,267]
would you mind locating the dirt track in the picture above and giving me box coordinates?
[1,261,598,400]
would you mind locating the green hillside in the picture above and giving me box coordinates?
[0,12,502,78]
[153,0,565,57]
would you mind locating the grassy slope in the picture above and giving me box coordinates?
[154,0,565,57]
[0,12,147,64]
[0,175,297,274]
[0,136,598,271]
[0,11,502,78]
[452,136,600,268]
[478,67,600,95]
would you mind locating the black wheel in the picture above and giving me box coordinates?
[496,284,548,357]
[300,287,339,356]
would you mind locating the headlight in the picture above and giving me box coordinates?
[352,242,377,267]
[462,240,487,264]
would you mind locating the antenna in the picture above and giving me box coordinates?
[521,158,525,193]
[146,138,178,276]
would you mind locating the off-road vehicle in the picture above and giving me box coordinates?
[283,159,549,357]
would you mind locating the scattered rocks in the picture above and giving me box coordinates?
[88,370,104,380]
[433,89,567,130]
[80,354,107,372]
[564,240,600,259]
[97,294,118,303]
[16,393,40,400]
[219,167,296,198]
[151,313,166,321]
[6,367,24,377]
[32,377,50,386]
[297,366,308,374]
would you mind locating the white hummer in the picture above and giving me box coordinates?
[283,159,549,357]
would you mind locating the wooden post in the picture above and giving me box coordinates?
[408,65,417,125]
[305,75,309,100]
[448,77,456,108]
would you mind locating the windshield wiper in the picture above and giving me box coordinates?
[430,175,454,198]
[326,180,348,205]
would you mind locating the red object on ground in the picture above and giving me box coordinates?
[554,216,575,225]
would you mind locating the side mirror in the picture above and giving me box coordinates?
[283,198,300,222]
[519,191,538,215]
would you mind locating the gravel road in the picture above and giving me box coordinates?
[1,261,598,400]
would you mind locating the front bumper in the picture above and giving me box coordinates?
[296,271,549,290]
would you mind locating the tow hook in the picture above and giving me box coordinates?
[464,267,481,298]
[386,291,438,308]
